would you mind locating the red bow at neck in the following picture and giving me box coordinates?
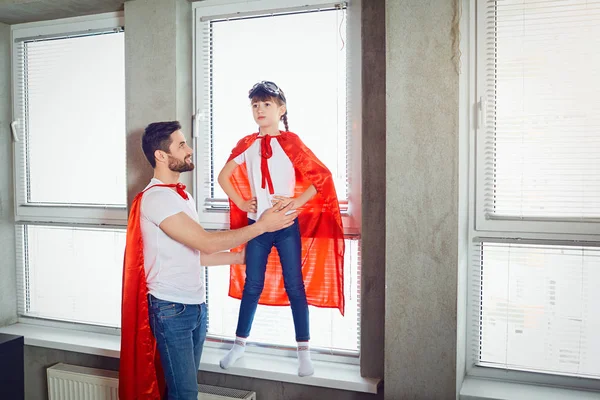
[259,135,275,194]
[153,182,189,200]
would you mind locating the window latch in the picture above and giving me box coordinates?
[477,96,487,129]
[10,121,19,142]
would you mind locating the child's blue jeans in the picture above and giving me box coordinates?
[235,218,310,341]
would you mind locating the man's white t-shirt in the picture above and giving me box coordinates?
[234,137,295,220]
[140,178,205,305]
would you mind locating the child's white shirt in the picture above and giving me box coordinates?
[233,138,295,220]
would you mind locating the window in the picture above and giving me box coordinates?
[470,0,600,386]
[12,14,126,327]
[193,0,361,354]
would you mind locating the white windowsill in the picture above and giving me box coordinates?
[460,377,600,400]
[0,323,379,394]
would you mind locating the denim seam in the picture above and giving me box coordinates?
[160,303,187,320]
[154,315,180,398]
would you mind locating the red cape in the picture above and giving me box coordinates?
[227,131,345,315]
[119,184,179,399]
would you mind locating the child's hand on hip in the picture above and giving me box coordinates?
[238,198,257,213]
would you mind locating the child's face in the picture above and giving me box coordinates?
[251,98,286,129]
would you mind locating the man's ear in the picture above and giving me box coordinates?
[154,149,168,164]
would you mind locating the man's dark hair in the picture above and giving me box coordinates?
[142,121,181,168]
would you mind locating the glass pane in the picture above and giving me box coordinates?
[207,239,360,352]
[23,225,125,327]
[25,33,126,205]
[489,2,600,218]
[478,242,600,378]
[208,10,347,200]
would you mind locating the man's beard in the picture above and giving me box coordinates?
[168,155,194,172]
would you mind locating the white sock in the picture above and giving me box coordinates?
[220,336,246,369]
[297,341,314,377]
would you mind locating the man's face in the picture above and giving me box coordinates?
[166,130,194,172]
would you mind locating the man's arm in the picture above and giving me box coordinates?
[159,202,296,255]
[201,249,244,266]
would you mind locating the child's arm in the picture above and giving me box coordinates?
[272,184,317,210]
[218,159,257,213]
[201,248,244,266]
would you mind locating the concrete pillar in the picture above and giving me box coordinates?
[0,21,17,326]
[124,0,193,205]
[385,0,459,398]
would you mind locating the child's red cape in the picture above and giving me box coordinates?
[119,183,187,399]
[227,131,345,315]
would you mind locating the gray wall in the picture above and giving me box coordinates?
[0,21,17,327]
[385,0,459,399]
[4,0,466,399]
[124,0,193,207]
[360,0,385,381]
[21,0,387,399]
[25,346,382,400]
[25,346,120,400]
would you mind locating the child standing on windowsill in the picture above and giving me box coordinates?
[217,81,346,377]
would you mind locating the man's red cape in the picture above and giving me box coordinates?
[119,185,178,400]
[227,131,345,315]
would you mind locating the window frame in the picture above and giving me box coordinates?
[11,12,127,331]
[191,0,363,359]
[11,12,127,226]
[191,0,361,234]
[473,0,599,237]
[466,0,600,391]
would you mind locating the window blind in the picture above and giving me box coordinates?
[194,1,360,355]
[479,0,600,221]
[472,240,600,379]
[13,29,126,208]
[195,4,349,211]
[16,224,126,327]
[206,238,361,353]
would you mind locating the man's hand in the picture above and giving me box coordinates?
[257,202,297,232]
[272,196,296,210]
[237,197,257,213]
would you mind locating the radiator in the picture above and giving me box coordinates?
[47,363,118,400]
[47,363,257,400]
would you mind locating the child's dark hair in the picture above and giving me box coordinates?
[142,121,181,168]
[250,89,289,132]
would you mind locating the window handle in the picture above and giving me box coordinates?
[478,97,487,129]
[192,109,203,138]
[10,120,19,142]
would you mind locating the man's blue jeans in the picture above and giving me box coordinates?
[148,294,207,400]
[236,218,310,341]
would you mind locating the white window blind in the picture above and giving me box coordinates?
[478,0,600,222]
[13,29,126,214]
[195,4,350,219]
[473,241,600,379]
[472,0,600,383]
[16,225,125,327]
[194,1,360,355]
[206,239,360,353]
[11,17,127,329]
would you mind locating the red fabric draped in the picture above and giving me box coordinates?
[119,183,187,399]
[259,135,275,194]
[226,131,345,315]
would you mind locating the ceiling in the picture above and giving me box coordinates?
[0,0,125,24]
